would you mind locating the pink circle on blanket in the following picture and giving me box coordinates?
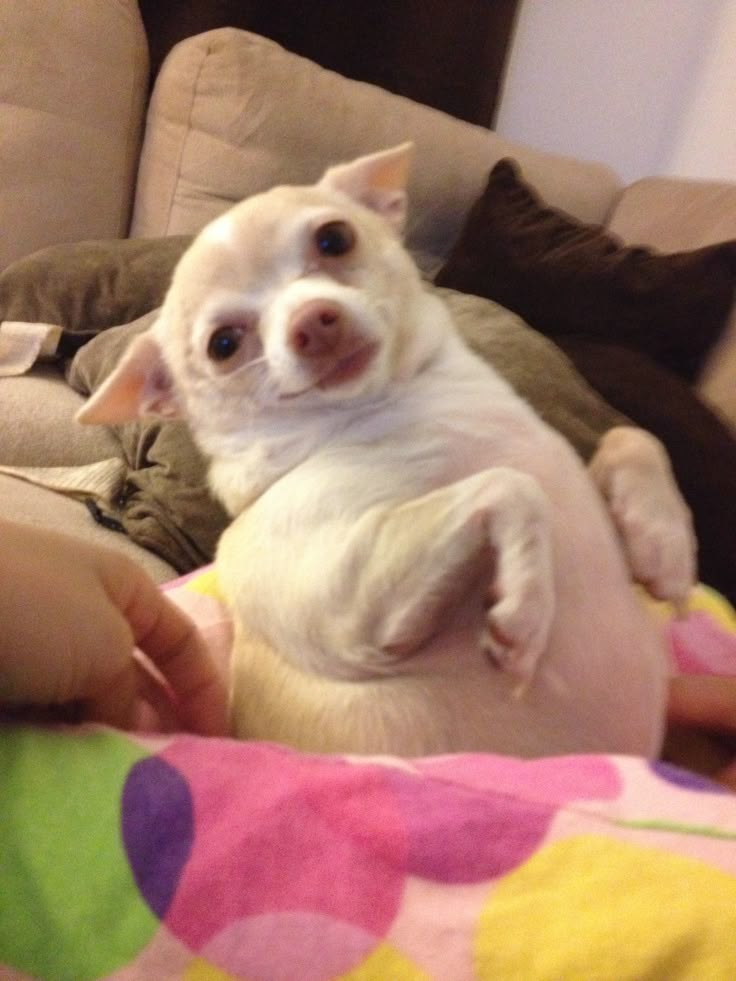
[298,755,564,883]
[158,739,406,951]
[380,767,555,882]
[200,912,379,980]
[414,753,622,806]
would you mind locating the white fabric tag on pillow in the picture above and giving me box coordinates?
[0,458,126,504]
[0,321,62,376]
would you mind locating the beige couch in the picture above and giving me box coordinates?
[1,1,735,583]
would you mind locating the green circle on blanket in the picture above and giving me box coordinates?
[0,726,158,981]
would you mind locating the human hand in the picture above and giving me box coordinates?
[667,674,736,792]
[0,520,228,735]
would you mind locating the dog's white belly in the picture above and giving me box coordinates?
[225,571,667,758]
[220,393,669,759]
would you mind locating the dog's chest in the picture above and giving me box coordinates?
[432,406,546,486]
[258,385,552,528]
[382,371,553,489]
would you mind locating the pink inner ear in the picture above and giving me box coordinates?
[76,331,180,425]
[320,143,413,231]
[142,363,182,418]
[363,188,407,231]
[361,144,413,193]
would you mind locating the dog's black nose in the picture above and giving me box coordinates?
[288,300,343,357]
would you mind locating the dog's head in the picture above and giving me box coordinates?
[78,143,444,443]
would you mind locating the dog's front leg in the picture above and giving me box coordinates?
[355,467,556,682]
[588,426,697,607]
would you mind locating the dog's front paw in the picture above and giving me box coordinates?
[481,567,555,684]
[613,491,697,608]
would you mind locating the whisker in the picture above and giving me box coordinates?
[240,355,269,374]
[237,353,300,406]
[253,368,280,404]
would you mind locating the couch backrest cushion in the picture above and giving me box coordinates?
[0,1,149,271]
[130,28,621,270]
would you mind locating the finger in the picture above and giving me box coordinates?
[132,652,183,732]
[668,676,736,733]
[134,592,230,736]
[103,561,229,736]
[73,657,180,732]
[87,664,138,730]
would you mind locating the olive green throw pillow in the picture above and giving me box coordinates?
[0,236,191,358]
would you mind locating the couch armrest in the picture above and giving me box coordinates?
[607,176,736,252]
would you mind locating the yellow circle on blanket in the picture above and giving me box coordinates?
[183,943,429,981]
[184,566,224,599]
[184,959,240,980]
[475,834,736,980]
[338,942,431,980]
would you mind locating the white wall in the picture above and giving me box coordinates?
[496,0,736,182]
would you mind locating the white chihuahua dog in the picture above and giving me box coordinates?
[80,144,695,757]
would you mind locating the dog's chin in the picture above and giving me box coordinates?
[278,341,383,402]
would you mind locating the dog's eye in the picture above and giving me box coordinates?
[208,324,245,362]
[314,220,356,257]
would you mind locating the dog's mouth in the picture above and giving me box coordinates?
[279,340,379,399]
[317,341,379,390]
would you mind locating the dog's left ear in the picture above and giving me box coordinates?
[319,143,413,234]
[76,325,183,425]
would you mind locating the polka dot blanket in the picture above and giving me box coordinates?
[2,568,736,980]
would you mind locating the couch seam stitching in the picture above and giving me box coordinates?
[162,42,211,236]
[119,5,149,237]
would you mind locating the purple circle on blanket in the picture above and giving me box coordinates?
[380,768,555,883]
[121,756,195,918]
[649,760,731,794]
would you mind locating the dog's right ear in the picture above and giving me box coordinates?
[318,143,413,234]
[76,328,182,425]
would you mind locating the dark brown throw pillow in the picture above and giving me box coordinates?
[435,158,736,383]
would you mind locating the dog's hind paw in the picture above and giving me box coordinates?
[480,572,555,684]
